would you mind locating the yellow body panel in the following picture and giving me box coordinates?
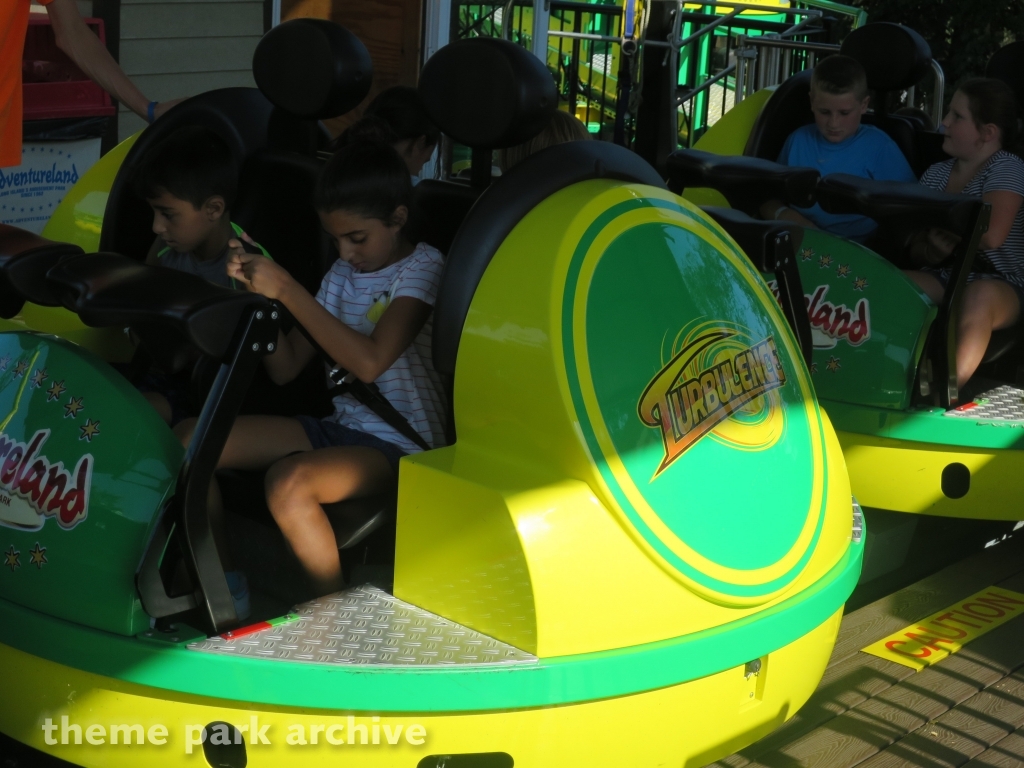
[395,181,854,656]
[42,133,139,253]
[0,610,841,767]
[839,430,1024,519]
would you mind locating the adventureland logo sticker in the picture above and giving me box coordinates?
[0,429,92,532]
[768,281,871,349]
[638,324,787,477]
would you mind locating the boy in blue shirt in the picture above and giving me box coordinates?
[761,55,917,242]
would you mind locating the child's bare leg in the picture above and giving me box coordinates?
[955,279,1021,387]
[265,447,395,595]
[174,416,314,570]
[904,270,945,303]
[143,392,172,424]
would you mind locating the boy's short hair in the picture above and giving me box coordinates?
[134,126,238,210]
[811,55,869,100]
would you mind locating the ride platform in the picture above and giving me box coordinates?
[711,532,1024,768]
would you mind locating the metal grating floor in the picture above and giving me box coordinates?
[945,384,1024,421]
[188,584,537,667]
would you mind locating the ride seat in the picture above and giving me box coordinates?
[406,180,481,256]
[745,23,936,177]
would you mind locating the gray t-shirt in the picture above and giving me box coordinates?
[151,222,269,288]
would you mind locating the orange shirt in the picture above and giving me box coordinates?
[1,0,55,168]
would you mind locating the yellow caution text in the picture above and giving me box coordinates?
[861,586,1024,671]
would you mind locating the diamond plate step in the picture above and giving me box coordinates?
[188,585,537,667]
[945,384,1024,422]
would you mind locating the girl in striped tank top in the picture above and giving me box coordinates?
[178,141,445,598]
[905,78,1024,388]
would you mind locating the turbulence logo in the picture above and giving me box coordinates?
[638,327,787,476]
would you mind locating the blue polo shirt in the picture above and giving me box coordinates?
[778,124,917,242]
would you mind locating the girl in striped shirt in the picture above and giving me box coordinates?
[179,141,445,597]
[905,78,1024,388]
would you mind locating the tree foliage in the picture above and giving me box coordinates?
[850,0,1024,90]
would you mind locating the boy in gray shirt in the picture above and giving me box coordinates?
[135,125,270,286]
[130,126,270,424]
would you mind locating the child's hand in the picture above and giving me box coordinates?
[924,228,960,265]
[227,248,293,300]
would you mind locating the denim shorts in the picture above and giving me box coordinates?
[295,415,407,472]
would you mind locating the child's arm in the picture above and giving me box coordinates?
[980,191,1023,251]
[228,251,431,383]
[759,199,817,229]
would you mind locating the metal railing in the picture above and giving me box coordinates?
[449,0,888,152]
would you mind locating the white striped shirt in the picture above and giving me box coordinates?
[920,150,1024,288]
[315,243,447,453]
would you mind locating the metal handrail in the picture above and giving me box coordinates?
[676,62,737,106]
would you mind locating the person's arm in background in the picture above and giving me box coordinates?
[46,0,182,121]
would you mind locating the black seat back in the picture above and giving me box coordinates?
[746,23,935,175]
[987,41,1024,108]
[406,180,482,256]
[99,88,280,262]
[233,150,330,295]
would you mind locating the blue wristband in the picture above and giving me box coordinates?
[146,101,157,123]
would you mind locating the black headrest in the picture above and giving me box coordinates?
[840,23,932,92]
[418,38,556,149]
[433,140,664,375]
[253,19,373,120]
[0,225,83,318]
[47,253,271,361]
[987,42,1024,109]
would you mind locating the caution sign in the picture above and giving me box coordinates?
[862,587,1024,671]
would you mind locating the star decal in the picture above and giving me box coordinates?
[853,276,869,291]
[12,360,29,378]
[0,356,9,372]
[819,254,833,269]
[64,396,84,419]
[836,264,852,278]
[800,247,814,261]
[3,545,20,572]
[29,543,47,569]
[826,355,842,373]
[79,419,101,442]
[809,362,818,374]
[30,368,47,388]
[46,380,66,402]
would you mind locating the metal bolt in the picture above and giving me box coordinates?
[171,637,179,643]
[749,691,754,698]
[256,311,264,320]
[271,311,279,320]
[251,343,260,352]
[267,342,275,352]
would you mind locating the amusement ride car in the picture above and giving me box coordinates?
[669,23,1024,523]
[0,19,862,768]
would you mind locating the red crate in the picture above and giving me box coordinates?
[22,17,116,121]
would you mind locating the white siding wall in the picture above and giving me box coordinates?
[118,0,263,140]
